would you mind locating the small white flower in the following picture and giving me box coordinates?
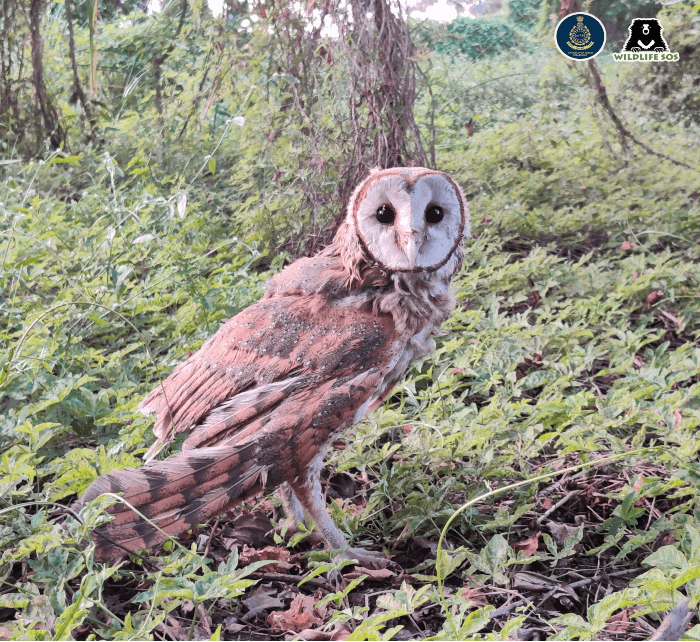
[233,116,245,127]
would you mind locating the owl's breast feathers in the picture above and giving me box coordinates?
[139,253,408,461]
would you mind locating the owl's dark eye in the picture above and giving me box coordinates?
[425,205,444,224]
[375,205,395,224]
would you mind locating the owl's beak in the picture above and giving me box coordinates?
[404,237,417,267]
[398,232,420,268]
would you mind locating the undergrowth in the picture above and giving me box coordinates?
[1,44,700,641]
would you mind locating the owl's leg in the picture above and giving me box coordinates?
[290,461,392,570]
[277,482,307,537]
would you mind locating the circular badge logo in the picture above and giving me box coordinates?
[554,13,606,61]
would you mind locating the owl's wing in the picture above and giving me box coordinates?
[78,280,404,560]
[139,282,401,459]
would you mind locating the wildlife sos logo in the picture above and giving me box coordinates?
[613,19,680,62]
[554,13,606,61]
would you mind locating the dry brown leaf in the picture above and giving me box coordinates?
[646,290,664,310]
[673,409,683,430]
[156,614,190,641]
[242,586,285,613]
[457,587,490,607]
[606,608,631,633]
[633,355,648,368]
[267,594,324,632]
[660,310,685,332]
[513,532,541,557]
[220,512,273,549]
[545,520,579,546]
[345,566,396,580]
[238,544,297,572]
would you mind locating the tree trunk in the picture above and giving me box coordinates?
[332,0,428,226]
[65,0,97,140]
[29,0,65,150]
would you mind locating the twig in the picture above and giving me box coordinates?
[650,598,692,641]
[489,568,643,620]
[645,496,656,531]
[586,59,695,171]
[538,471,586,499]
[249,571,330,590]
[537,490,582,524]
[203,518,219,560]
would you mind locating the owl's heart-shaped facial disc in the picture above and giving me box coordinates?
[351,168,468,272]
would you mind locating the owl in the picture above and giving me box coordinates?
[77,167,470,568]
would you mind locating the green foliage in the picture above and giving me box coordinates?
[434,17,527,59]
[505,0,541,25]
[535,0,663,44]
[628,0,700,125]
[2,4,700,639]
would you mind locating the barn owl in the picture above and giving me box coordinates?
[77,167,470,568]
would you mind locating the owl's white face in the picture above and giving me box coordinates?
[350,168,469,273]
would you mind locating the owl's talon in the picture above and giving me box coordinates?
[338,547,397,571]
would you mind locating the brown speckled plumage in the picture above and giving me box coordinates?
[77,168,469,565]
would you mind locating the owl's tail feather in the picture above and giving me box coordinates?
[75,442,268,562]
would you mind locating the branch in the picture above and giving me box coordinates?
[650,598,693,641]
[153,0,188,115]
[586,59,695,171]
[64,0,97,140]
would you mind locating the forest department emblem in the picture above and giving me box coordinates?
[554,13,606,61]
[568,16,593,50]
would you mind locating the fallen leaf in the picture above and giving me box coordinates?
[545,520,579,546]
[345,566,396,580]
[646,290,664,310]
[238,544,297,573]
[633,355,648,368]
[606,608,631,633]
[156,615,189,640]
[660,310,685,332]
[221,512,274,549]
[541,497,553,510]
[514,532,541,557]
[242,586,285,613]
[620,241,637,250]
[673,409,682,430]
[457,587,489,607]
[267,594,324,632]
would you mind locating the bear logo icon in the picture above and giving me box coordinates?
[622,18,669,52]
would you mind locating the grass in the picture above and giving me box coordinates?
[1,48,700,640]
